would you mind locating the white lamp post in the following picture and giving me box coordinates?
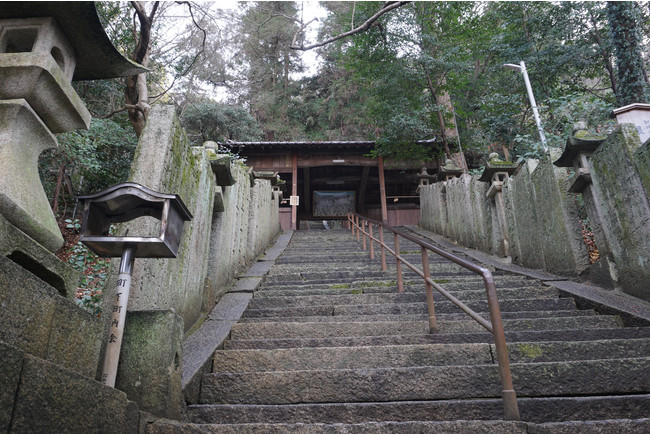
[504,61,548,154]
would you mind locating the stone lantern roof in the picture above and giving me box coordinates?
[0,1,146,80]
[553,134,606,168]
[478,153,518,183]
[437,159,463,181]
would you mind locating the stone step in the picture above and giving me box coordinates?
[188,395,650,425]
[244,298,577,317]
[199,358,650,405]
[229,316,624,340]
[274,254,457,264]
[253,286,557,300]
[527,418,650,433]
[224,327,650,350]
[506,338,650,363]
[258,276,536,292]
[149,419,529,433]
[260,274,482,288]
[263,271,395,283]
[213,343,493,373]
[213,339,650,373]
[360,282,543,294]
[266,261,477,276]
[238,309,595,324]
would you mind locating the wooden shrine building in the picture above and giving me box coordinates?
[223,140,442,230]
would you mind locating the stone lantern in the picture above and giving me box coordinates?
[437,159,464,183]
[0,2,145,252]
[479,153,518,199]
[553,123,606,194]
[479,153,519,258]
[416,167,436,194]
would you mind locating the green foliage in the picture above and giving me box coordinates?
[237,1,304,140]
[39,118,138,217]
[607,1,650,106]
[64,219,109,317]
[181,101,263,144]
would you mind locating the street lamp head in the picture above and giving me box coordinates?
[503,63,522,71]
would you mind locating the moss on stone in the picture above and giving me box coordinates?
[357,280,397,288]
[516,343,544,360]
[574,130,606,140]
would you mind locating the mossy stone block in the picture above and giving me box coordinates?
[634,140,650,195]
[11,355,139,433]
[590,125,650,300]
[0,342,23,432]
[0,255,56,358]
[47,296,103,378]
[531,159,588,276]
[116,309,184,419]
[0,213,79,299]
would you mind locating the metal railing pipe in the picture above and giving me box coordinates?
[348,212,519,421]
[421,246,438,333]
[362,220,367,250]
[379,226,387,271]
[356,215,360,241]
[393,232,404,293]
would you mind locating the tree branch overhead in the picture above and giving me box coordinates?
[290,1,410,51]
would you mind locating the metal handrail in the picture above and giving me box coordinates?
[347,212,520,421]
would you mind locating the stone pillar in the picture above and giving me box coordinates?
[479,154,518,258]
[553,125,615,287]
[588,125,650,300]
[116,310,184,420]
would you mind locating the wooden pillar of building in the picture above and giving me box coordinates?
[357,166,370,213]
[303,167,311,215]
[378,156,388,225]
[291,152,298,230]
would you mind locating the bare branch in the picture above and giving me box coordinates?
[290,1,410,51]
[290,18,319,49]
[174,1,208,76]
[98,104,142,119]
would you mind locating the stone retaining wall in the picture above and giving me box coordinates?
[98,105,280,417]
[420,125,650,302]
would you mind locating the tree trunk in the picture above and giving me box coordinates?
[125,1,158,137]
[424,68,452,159]
[607,1,650,106]
[51,164,65,214]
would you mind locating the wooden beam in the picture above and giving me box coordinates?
[303,167,311,215]
[291,153,298,230]
[378,156,388,225]
[243,154,436,171]
[357,166,370,213]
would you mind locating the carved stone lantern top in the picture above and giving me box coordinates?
[478,154,518,183]
[553,122,606,193]
[253,171,280,186]
[554,125,606,168]
[0,1,146,80]
[417,166,436,180]
[438,159,463,181]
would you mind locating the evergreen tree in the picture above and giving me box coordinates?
[607,1,650,106]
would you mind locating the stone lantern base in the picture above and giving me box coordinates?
[0,99,62,251]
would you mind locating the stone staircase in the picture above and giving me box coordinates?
[154,228,649,432]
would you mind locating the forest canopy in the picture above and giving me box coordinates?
[42,1,650,206]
